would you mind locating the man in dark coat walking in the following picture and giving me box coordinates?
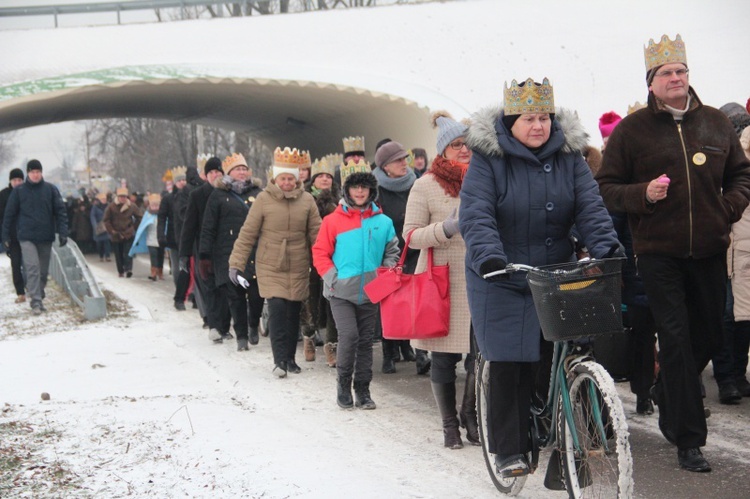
[179,157,231,336]
[158,166,190,310]
[0,168,26,302]
[2,160,68,315]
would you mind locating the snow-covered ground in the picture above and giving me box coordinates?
[2,251,750,498]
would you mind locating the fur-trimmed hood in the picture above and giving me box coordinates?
[213,175,262,191]
[466,105,589,158]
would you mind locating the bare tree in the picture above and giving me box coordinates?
[0,131,18,169]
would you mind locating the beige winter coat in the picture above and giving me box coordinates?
[727,126,750,320]
[229,181,321,301]
[403,173,471,354]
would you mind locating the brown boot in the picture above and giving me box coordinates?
[303,335,316,362]
[15,294,26,304]
[324,342,337,368]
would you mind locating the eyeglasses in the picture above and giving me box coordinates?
[654,68,689,79]
[449,140,468,150]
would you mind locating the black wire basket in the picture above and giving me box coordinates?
[526,258,624,342]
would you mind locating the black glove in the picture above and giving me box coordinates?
[479,258,509,282]
[58,236,67,247]
[605,244,626,259]
[198,259,213,280]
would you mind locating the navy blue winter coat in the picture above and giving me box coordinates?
[460,107,619,362]
[2,178,68,245]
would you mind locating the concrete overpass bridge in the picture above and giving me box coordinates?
[0,0,747,162]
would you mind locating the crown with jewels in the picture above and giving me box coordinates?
[340,159,371,186]
[273,147,311,168]
[222,153,247,174]
[312,157,337,179]
[503,77,555,116]
[644,34,686,72]
[342,136,365,154]
[170,165,187,180]
[628,101,647,115]
[196,153,211,171]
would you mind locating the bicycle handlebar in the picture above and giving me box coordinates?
[481,257,595,280]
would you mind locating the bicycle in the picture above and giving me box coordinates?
[476,257,633,498]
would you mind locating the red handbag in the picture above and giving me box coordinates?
[364,231,450,340]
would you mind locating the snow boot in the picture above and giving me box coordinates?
[415,349,431,375]
[337,376,353,409]
[432,382,463,449]
[399,341,416,361]
[382,340,397,374]
[324,342,337,368]
[459,370,480,446]
[354,381,376,410]
[249,327,259,345]
[303,335,316,362]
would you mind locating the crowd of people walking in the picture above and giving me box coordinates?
[2,32,750,480]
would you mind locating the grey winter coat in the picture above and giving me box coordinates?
[460,107,620,362]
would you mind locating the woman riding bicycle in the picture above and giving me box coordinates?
[459,77,622,479]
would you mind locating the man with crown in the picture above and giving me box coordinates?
[597,34,750,472]
[460,76,621,479]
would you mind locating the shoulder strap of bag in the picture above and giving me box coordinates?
[229,191,250,212]
[400,229,435,277]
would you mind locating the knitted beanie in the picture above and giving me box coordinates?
[204,157,223,175]
[431,111,468,154]
[26,159,42,172]
[598,111,623,138]
[9,168,24,181]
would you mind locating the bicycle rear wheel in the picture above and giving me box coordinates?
[559,361,633,498]
[476,356,528,496]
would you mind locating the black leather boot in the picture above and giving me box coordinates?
[399,341,416,361]
[415,349,431,375]
[353,381,376,410]
[337,376,353,409]
[459,371,480,446]
[382,341,396,374]
[249,327,259,345]
[432,382,463,449]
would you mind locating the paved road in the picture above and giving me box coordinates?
[89,251,750,498]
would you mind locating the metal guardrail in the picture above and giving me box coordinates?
[49,236,107,320]
[0,0,234,17]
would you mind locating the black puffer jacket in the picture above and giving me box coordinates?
[179,180,212,258]
[199,176,262,286]
[157,186,178,249]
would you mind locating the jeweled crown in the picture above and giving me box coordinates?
[503,78,555,116]
[628,101,647,115]
[196,153,211,171]
[340,159,371,186]
[312,157,336,179]
[342,136,365,154]
[170,166,187,179]
[222,153,247,174]
[644,34,687,72]
[272,147,311,168]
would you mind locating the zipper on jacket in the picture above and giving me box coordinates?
[676,123,693,256]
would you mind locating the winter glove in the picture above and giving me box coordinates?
[178,256,190,273]
[442,208,460,238]
[198,258,213,280]
[479,258,509,282]
[229,268,250,289]
[58,236,67,247]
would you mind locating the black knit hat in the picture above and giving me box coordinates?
[204,156,222,175]
[26,159,42,172]
[9,168,24,181]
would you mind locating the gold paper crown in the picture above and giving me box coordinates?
[340,159,371,186]
[222,153,247,174]
[342,136,365,154]
[312,157,336,178]
[171,166,187,180]
[273,147,310,168]
[196,153,211,171]
[503,78,555,116]
[627,101,647,115]
[325,153,344,169]
[644,34,686,72]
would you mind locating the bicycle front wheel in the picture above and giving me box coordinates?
[476,356,528,496]
[559,361,633,498]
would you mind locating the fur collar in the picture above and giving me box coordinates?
[466,106,589,158]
